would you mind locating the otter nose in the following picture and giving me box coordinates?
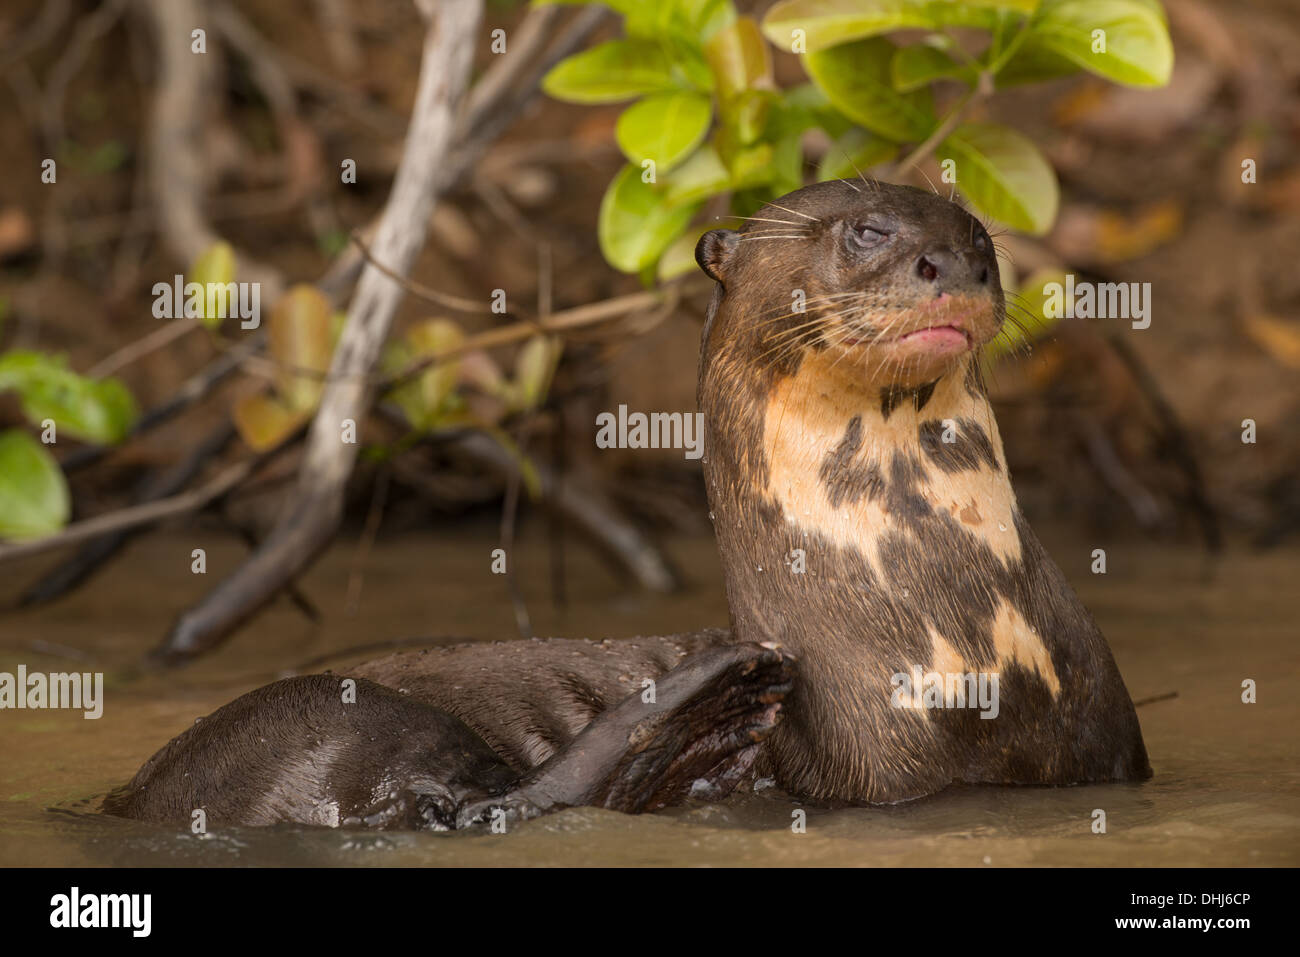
[917,248,990,285]
[916,249,956,283]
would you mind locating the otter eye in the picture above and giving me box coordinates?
[974,233,988,252]
[851,224,889,248]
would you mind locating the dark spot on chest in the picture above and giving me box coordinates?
[918,418,999,473]
[818,416,884,507]
[880,379,938,420]
[885,452,932,522]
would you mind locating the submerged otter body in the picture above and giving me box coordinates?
[104,639,794,828]
[105,180,1148,829]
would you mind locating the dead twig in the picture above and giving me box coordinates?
[136,0,286,301]
[499,432,534,640]
[0,448,264,566]
[0,0,70,72]
[445,5,609,188]
[343,467,390,617]
[59,332,263,473]
[1105,333,1223,552]
[14,421,238,608]
[449,431,679,594]
[152,0,485,664]
[349,232,493,313]
[223,517,320,623]
[41,0,129,150]
[86,317,200,380]
[1133,690,1178,708]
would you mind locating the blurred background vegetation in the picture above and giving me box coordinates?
[0,0,1298,658]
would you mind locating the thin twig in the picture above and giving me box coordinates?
[1133,690,1178,708]
[0,0,70,71]
[349,232,492,313]
[41,0,128,149]
[0,456,258,566]
[59,332,263,473]
[344,467,390,617]
[379,286,688,391]
[499,434,533,641]
[14,421,238,609]
[86,317,199,379]
[891,72,994,180]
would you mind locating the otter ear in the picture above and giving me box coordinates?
[695,229,739,284]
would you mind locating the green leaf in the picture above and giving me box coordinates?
[769,134,805,196]
[677,0,739,40]
[768,83,850,139]
[1031,0,1173,87]
[384,320,467,430]
[730,89,777,144]
[481,426,542,501]
[995,35,1083,85]
[817,127,898,181]
[891,43,977,92]
[542,0,738,42]
[0,351,138,444]
[658,223,712,282]
[0,429,70,540]
[985,268,1068,359]
[761,0,1036,54]
[706,16,772,101]
[541,39,682,104]
[510,335,563,411]
[268,285,334,412]
[662,146,732,206]
[232,394,308,452]
[189,241,237,330]
[598,164,701,273]
[938,123,1059,234]
[725,141,776,190]
[804,37,934,141]
[615,91,713,171]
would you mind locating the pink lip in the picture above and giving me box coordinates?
[895,324,970,350]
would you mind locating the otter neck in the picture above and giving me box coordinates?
[702,346,1020,656]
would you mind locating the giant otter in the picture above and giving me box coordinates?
[104,180,1149,829]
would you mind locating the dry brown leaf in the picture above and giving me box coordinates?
[1241,314,1300,370]
[1051,200,1184,266]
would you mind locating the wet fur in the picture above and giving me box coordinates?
[698,180,1149,801]
[106,180,1149,828]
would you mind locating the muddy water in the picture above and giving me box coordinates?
[0,520,1296,866]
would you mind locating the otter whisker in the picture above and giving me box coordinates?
[755,319,842,361]
[732,216,812,227]
[754,292,880,323]
[765,202,821,222]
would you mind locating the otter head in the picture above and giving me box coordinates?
[696,179,1004,390]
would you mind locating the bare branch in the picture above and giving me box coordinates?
[153,0,485,663]
[135,0,286,300]
[0,453,258,566]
